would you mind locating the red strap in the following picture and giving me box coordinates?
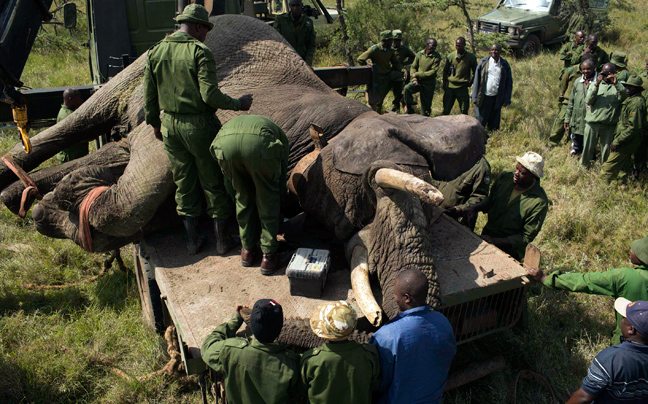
[2,153,43,217]
[19,186,41,218]
[78,186,109,252]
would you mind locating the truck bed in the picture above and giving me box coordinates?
[135,214,528,374]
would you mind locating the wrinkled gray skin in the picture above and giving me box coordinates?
[0,16,485,337]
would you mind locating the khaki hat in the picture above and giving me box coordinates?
[392,30,403,40]
[621,75,644,90]
[516,151,544,178]
[631,236,648,264]
[610,51,628,69]
[175,4,213,31]
[380,30,393,41]
[310,300,357,341]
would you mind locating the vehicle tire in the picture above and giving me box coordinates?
[517,34,541,58]
[133,244,165,332]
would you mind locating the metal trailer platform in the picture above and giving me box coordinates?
[133,214,529,375]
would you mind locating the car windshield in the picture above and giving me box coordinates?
[503,0,553,12]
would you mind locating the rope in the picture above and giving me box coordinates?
[2,153,43,218]
[508,370,557,404]
[78,186,109,252]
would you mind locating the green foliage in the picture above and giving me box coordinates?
[560,0,611,38]
[32,1,89,54]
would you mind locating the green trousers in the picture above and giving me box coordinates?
[600,150,633,183]
[161,112,231,219]
[391,79,404,112]
[442,86,470,115]
[372,71,403,114]
[581,122,616,168]
[404,80,435,116]
[211,127,287,254]
[548,103,567,146]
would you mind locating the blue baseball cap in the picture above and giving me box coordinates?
[615,298,648,335]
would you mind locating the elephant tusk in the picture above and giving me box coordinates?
[350,245,382,327]
[374,168,444,206]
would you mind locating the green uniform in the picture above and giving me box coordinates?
[589,46,609,71]
[211,115,289,254]
[404,50,442,116]
[616,69,630,83]
[56,105,89,162]
[636,71,648,172]
[357,44,402,113]
[274,12,316,66]
[581,80,627,167]
[549,65,581,146]
[300,341,381,404]
[558,41,585,71]
[432,156,491,229]
[442,50,477,115]
[481,171,548,261]
[143,31,241,218]
[543,265,648,344]
[600,93,647,182]
[565,75,592,135]
[201,313,300,404]
[390,45,416,111]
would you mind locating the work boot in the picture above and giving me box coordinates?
[240,246,258,267]
[182,216,203,255]
[260,252,290,276]
[405,105,415,114]
[214,219,236,255]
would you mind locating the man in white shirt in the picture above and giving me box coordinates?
[471,44,513,131]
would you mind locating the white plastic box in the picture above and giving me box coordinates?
[286,248,331,298]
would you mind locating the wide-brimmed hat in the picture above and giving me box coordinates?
[380,30,393,41]
[631,236,648,264]
[310,300,357,341]
[175,4,213,31]
[621,75,644,90]
[610,51,628,68]
[615,298,648,335]
[392,30,403,40]
[516,151,544,179]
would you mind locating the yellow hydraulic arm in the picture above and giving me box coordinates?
[11,104,31,154]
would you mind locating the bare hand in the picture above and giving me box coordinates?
[611,143,617,152]
[446,206,461,218]
[239,94,253,111]
[412,79,419,86]
[596,74,604,86]
[526,266,547,283]
[153,126,162,141]
[609,74,617,84]
[564,123,570,131]
[235,304,244,315]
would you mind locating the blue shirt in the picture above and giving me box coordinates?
[369,306,456,404]
[581,341,648,403]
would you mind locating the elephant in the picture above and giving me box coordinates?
[0,15,486,344]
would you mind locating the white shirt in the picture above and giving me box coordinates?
[485,57,502,96]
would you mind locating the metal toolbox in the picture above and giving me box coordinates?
[286,248,330,298]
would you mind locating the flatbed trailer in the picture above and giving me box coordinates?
[133,212,529,388]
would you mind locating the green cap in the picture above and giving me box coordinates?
[621,75,644,90]
[380,30,393,41]
[392,29,403,40]
[610,51,627,68]
[175,4,213,31]
[631,236,648,265]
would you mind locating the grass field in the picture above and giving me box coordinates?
[1,0,648,403]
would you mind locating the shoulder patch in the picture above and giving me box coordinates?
[224,338,249,349]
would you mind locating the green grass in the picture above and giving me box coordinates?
[2,0,648,402]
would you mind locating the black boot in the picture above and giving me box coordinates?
[214,219,236,255]
[406,105,415,114]
[182,217,202,255]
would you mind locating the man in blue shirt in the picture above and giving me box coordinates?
[566,298,648,404]
[369,269,456,404]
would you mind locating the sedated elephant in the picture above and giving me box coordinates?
[0,15,486,336]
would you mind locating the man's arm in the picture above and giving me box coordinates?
[357,47,373,66]
[305,23,316,66]
[502,61,513,105]
[390,51,403,73]
[403,47,416,66]
[614,81,627,102]
[410,53,420,79]
[369,333,394,395]
[538,267,621,296]
[197,47,242,111]
[142,54,161,135]
[442,54,450,87]
[469,53,478,85]
[565,84,577,128]
[558,43,571,61]
[471,60,483,104]
[201,310,245,373]
[458,158,491,210]
[565,388,596,404]
[584,80,599,105]
[273,15,283,34]
[613,102,643,149]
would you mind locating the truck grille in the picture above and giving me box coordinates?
[478,22,508,34]
[439,286,527,345]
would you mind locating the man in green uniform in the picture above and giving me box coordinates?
[439,156,491,230]
[463,152,548,261]
[404,38,442,116]
[390,29,416,112]
[211,115,290,275]
[301,301,380,404]
[442,37,477,115]
[611,51,630,82]
[56,88,89,163]
[143,4,253,255]
[584,34,609,72]
[274,0,316,66]
[202,299,300,404]
[600,76,646,183]
[527,236,648,345]
[581,62,627,168]
[357,31,403,114]
[558,30,585,74]
[564,58,596,156]
[636,60,648,174]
